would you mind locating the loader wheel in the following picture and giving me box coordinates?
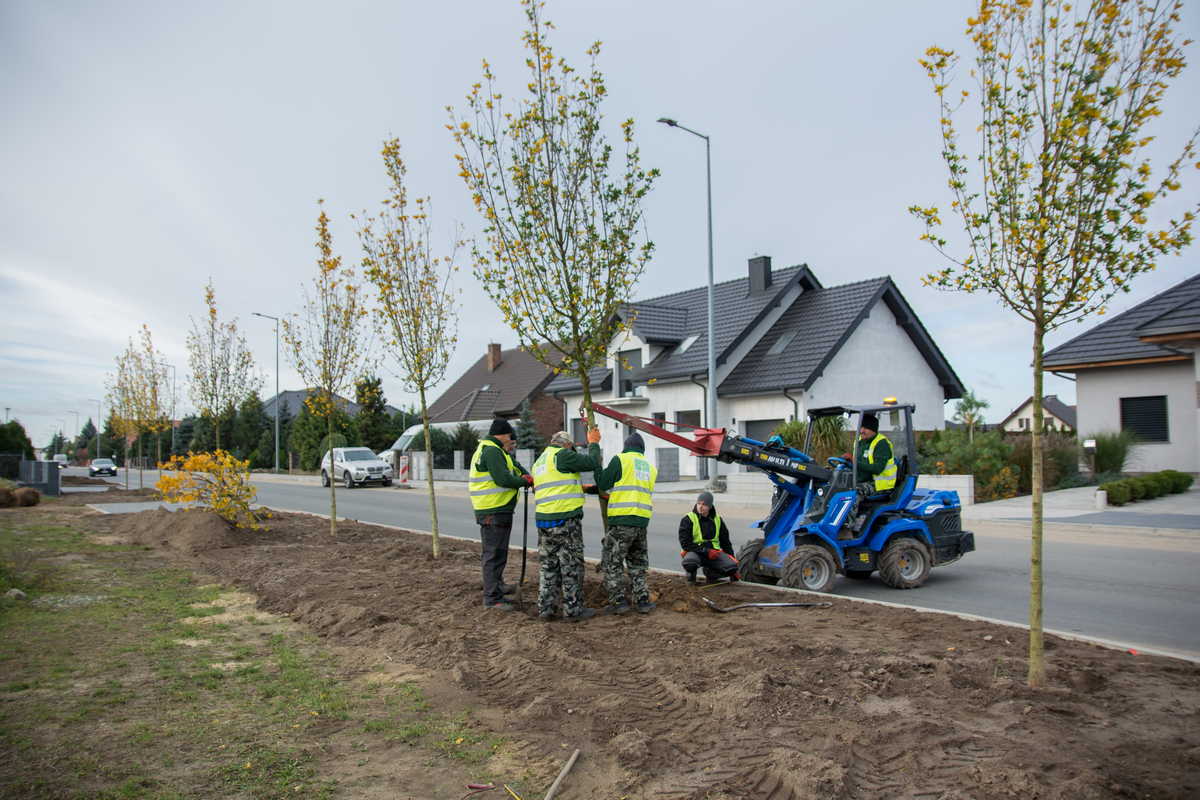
[781,545,837,593]
[844,569,873,580]
[878,537,932,589]
[734,538,776,585]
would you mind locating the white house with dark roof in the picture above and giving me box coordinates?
[546,256,965,479]
[999,395,1077,433]
[1044,273,1200,473]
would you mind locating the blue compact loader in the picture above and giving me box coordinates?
[592,399,974,593]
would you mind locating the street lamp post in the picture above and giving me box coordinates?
[253,312,281,473]
[658,116,717,487]
[158,361,177,454]
[88,398,103,458]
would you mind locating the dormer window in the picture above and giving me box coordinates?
[675,335,698,354]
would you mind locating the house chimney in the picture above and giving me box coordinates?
[748,255,772,294]
[486,343,503,372]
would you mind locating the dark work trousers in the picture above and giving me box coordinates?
[479,513,514,605]
[682,549,739,580]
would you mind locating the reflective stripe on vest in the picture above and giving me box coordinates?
[687,511,722,548]
[607,452,657,519]
[867,433,897,491]
[532,446,584,516]
[468,439,519,511]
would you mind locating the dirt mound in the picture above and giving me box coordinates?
[106,508,249,554]
[114,509,1200,799]
[52,487,158,506]
[60,475,112,486]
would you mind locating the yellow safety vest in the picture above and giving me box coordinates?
[866,433,897,491]
[468,439,519,512]
[607,451,657,521]
[687,511,722,548]
[532,446,584,517]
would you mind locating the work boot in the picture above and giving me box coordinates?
[602,603,631,616]
[538,609,556,621]
[635,601,656,614]
[685,570,697,584]
[499,582,516,596]
[565,608,596,623]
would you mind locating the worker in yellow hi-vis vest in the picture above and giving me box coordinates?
[678,491,739,584]
[468,418,531,611]
[595,432,658,614]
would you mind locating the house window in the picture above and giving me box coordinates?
[1019,418,1028,430]
[767,329,799,356]
[1120,395,1168,442]
[616,348,643,397]
[676,409,702,430]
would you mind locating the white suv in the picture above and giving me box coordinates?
[321,447,393,489]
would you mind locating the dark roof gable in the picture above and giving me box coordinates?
[427,345,561,422]
[1043,273,1200,369]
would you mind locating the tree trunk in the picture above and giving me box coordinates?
[578,371,608,528]
[138,434,144,490]
[1028,322,1046,687]
[327,402,337,536]
[214,416,221,451]
[124,438,130,490]
[419,385,440,558]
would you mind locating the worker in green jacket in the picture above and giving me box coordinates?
[531,428,603,622]
[468,418,531,611]
[595,432,658,613]
[841,412,898,538]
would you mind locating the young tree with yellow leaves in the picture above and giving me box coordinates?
[359,140,459,557]
[911,0,1198,686]
[186,281,261,449]
[449,0,657,441]
[106,325,170,489]
[283,201,373,536]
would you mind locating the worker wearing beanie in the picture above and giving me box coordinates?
[469,417,531,610]
[594,431,658,614]
[679,490,738,583]
[839,412,898,538]
[531,426,603,622]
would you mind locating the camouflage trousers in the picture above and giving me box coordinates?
[601,524,649,607]
[538,517,585,618]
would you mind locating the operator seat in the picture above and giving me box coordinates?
[846,456,910,536]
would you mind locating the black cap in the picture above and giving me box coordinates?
[861,413,879,432]
[696,491,714,506]
[489,418,515,436]
[623,432,645,452]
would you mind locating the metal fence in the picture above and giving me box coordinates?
[18,459,60,496]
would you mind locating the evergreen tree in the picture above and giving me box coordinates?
[234,392,270,465]
[451,422,480,460]
[173,416,196,457]
[291,402,356,471]
[0,420,34,458]
[353,376,392,452]
[514,399,545,452]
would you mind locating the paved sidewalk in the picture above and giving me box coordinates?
[963,485,1200,529]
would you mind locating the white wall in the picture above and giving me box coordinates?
[1075,360,1198,472]
[804,299,948,431]
[1000,401,1072,433]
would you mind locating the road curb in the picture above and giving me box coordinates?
[267,505,1200,665]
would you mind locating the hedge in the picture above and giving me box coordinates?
[1103,470,1194,506]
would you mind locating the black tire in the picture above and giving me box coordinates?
[343,471,354,489]
[382,479,392,487]
[878,536,932,589]
[321,470,330,487]
[781,544,837,593]
[735,538,776,585]
[844,569,873,580]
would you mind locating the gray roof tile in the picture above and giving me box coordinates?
[1135,294,1200,338]
[427,346,562,422]
[1044,273,1200,368]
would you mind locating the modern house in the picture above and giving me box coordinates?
[263,390,401,421]
[545,256,965,479]
[1043,273,1200,473]
[999,395,1077,433]
[425,343,564,442]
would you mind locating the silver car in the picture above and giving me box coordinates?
[320,447,393,488]
[89,458,118,477]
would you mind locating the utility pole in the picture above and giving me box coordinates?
[252,312,281,473]
[88,398,103,458]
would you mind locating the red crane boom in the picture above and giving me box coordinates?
[590,402,727,457]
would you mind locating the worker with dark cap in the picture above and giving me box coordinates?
[468,418,531,610]
[840,412,897,537]
[530,426,603,621]
[679,491,738,583]
[595,431,658,614]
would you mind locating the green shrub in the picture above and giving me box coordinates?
[1125,478,1145,501]
[1100,481,1129,506]
[1136,476,1162,500]
[1160,469,1194,493]
[1007,432,1079,493]
[1091,430,1136,474]
[920,429,1017,502]
[1150,473,1174,496]
[772,417,849,463]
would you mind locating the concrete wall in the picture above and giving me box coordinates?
[1075,360,1198,472]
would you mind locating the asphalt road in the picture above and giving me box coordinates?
[72,468,1200,659]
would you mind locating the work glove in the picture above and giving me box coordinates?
[586,427,602,444]
[707,548,723,560]
[582,483,598,495]
[841,453,852,461]
[522,474,534,487]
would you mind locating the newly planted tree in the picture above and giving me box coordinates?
[284,202,373,535]
[106,328,167,489]
[911,0,1198,685]
[450,0,657,457]
[186,281,262,449]
[360,140,458,556]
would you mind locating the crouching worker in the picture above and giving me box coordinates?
[596,432,658,615]
[679,491,739,583]
[532,428,603,622]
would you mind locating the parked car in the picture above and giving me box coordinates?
[52,454,69,469]
[320,447,393,489]
[89,458,117,477]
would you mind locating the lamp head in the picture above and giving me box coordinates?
[657,117,678,127]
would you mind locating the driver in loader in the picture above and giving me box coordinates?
[679,492,739,583]
[840,413,897,538]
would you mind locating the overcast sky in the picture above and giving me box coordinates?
[3,0,1197,448]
